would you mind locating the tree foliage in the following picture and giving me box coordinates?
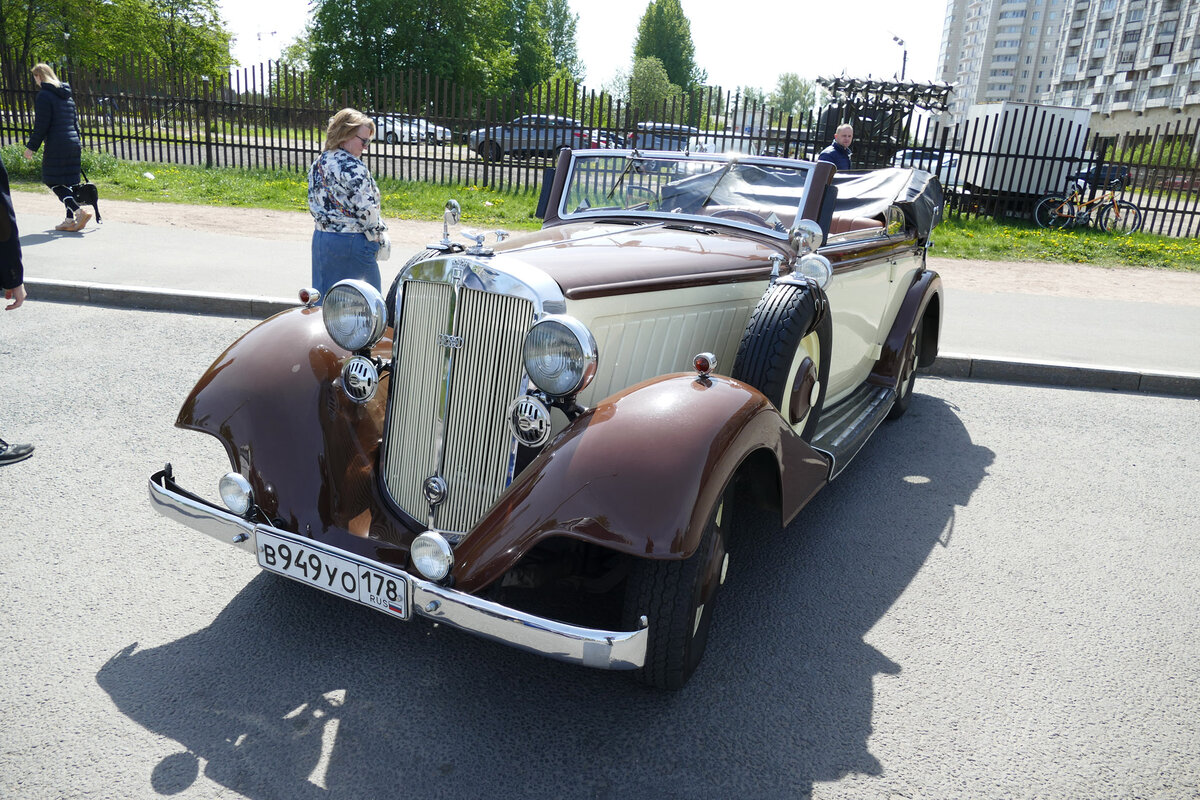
[307,0,573,103]
[633,0,701,91]
[770,73,821,117]
[628,55,682,119]
[544,0,583,82]
[0,0,230,83]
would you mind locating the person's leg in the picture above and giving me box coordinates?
[51,185,79,230]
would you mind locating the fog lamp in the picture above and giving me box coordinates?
[411,531,454,581]
[219,472,253,516]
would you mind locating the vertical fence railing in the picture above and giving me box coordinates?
[1,54,1197,235]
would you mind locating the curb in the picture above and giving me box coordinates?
[929,353,1200,398]
[27,278,299,319]
[26,278,1200,399]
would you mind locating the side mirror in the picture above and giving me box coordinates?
[442,200,461,245]
[788,219,823,255]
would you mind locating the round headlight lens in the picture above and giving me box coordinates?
[522,316,597,397]
[411,532,454,581]
[218,472,253,516]
[795,253,832,290]
[323,280,387,352]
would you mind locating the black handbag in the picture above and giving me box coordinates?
[71,171,100,223]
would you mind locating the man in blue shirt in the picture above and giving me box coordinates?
[818,124,854,171]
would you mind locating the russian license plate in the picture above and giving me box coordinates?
[255,529,410,619]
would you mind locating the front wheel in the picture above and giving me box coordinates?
[622,489,731,690]
[1033,195,1076,229]
[1098,199,1142,234]
[384,132,399,145]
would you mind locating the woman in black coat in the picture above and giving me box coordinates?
[23,62,89,232]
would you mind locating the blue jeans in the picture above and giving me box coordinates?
[311,230,380,298]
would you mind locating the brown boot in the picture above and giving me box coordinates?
[54,217,74,231]
[70,209,92,231]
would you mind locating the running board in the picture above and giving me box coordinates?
[811,383,896,480]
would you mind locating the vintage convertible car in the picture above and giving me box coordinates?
[149,149,943,689]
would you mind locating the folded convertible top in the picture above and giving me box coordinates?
[831,167,945,241]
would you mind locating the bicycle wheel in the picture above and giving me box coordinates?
[1034,195,1076,229]
[1098,199,1142,234]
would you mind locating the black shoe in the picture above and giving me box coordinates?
[0,438,34,466]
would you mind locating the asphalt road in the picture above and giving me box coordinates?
[1,303,1198,799]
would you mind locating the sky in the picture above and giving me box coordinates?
[219,0,949,90]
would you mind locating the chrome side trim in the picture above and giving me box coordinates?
[148,469,647,670]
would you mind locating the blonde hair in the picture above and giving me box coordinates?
[323,108,374,151]
[32,63,61,88]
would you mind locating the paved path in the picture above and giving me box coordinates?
[12,190,1200,396]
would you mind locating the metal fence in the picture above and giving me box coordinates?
[2,56,1198,236]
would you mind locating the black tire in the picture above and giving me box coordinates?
[887,322,923,420]
[1098,200,1142,235]
[385,131,399,145]
[1033,195,1076,229]
[477,141,502,162]
[731,281,831,441]
[622,488,731,690]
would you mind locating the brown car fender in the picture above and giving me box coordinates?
[872,267,942,387]
[175,308,410,556]
[451,373,831,593]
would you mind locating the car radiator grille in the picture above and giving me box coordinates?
[382,280,534,535]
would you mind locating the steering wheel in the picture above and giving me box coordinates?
[709,208,769,226]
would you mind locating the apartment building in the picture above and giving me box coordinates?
[937,0,1200,135]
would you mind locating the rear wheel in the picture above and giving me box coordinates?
[1098,199,1142,235]
[622,488,731,690]
[1034,195,1076,229]
[384,131,398,145]
[887,323,923,420]
[477,141,502,162]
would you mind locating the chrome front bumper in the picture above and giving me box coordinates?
[148,468,647,670]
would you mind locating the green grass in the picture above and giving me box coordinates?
[935,214,1200,272]
[4,142,1196,269]
[1,142,543,230]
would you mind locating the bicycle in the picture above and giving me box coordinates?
[1033,175,1143,234]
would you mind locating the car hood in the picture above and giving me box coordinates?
[492,221,784,300]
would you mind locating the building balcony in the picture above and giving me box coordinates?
[1068,37,1083,47]
[1146,97,1171,108]
[1111,101,1131,111]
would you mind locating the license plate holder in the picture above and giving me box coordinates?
[255,529,410,620]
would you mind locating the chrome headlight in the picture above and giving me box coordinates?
[323,280,387,352]
[522,315,598,397]
[795,253,832,290]
[218,472,253,516]
[411,531,454,581]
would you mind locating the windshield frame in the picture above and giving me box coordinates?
[551,149,822,239]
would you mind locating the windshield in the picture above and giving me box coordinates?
[559,153,815,234]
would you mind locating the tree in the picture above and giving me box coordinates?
[633,0,701,91]
[770,73,821,117]
[738,86,768,107]
[544,0,582,82]
[0,0,231,84]
[628,55,682,119]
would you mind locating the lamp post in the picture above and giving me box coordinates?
[892,36,908,81]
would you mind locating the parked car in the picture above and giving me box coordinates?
[371,115,420,145]
[629,121,698,151]
[401,115,452,145]
[467,115,601,161]
[1158,174,1200,194]
[892,148,961,189]
[149,149,943,689]
[1071,164,1132,190]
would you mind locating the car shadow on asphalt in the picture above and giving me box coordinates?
[96,390,994,799]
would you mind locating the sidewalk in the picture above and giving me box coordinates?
[13,191,1200,397]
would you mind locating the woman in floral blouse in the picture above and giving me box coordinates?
[307,108,390,296]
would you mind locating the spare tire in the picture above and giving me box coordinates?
[731,280,831,441]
